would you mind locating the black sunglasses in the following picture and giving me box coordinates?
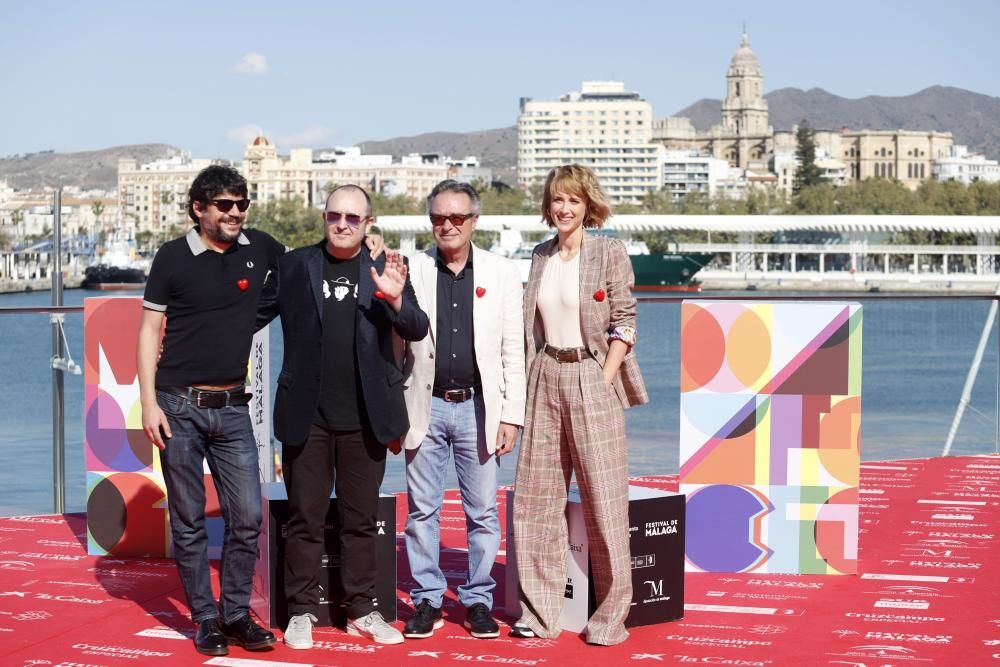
[325,211,367,228]
[209,198,251,213]
[429,212,476,226]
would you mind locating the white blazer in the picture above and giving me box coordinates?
[401,243,526,453]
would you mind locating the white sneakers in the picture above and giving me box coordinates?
[346,610,405,645]
[283,613,318,649]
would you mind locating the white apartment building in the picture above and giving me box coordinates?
[933,145,1000,185]
[661,151,733,201]
[119,139,484,237]
[118,153,215,236]
[517,81,659,204]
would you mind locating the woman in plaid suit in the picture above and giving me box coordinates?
[512,164,648,645]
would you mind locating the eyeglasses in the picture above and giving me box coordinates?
[324,211,367,227]
[209,198,251,213]
[429,212,476,226]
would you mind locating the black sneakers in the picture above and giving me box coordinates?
[404,600,444,638]
[220,614,277,650]
[510,621,537,638]
[463,602,500,639]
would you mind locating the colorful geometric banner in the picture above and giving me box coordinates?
[84,296,271,557]
[679,301,862,574]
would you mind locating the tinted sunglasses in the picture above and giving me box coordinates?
[429,212,476,226]
[210,198,251,213]
[324,211,367,227]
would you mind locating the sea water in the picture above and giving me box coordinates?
[0,289,996,516]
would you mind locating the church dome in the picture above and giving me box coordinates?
[251,134,270,146]
[728,32,761,76]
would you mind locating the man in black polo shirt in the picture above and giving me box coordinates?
[256,184,428,649]
[137,165,283,656]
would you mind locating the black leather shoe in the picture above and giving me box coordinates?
[404,600,443,638]
[195,618,228,656]
[220,614,277,650]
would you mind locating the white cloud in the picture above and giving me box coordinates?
[225,123,265,145]
[225,124,335,149]
[272,125,335,147]
[235,53,269,75]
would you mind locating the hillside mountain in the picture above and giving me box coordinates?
[673,86,1000,158]
[353,126,518,183]
[3,86,996,192]
[0,144,180,191]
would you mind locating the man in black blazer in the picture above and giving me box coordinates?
[257,184,428,647]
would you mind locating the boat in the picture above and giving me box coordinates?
[81,263,146,290]
[491,228,715,291]
[81,234,146,290]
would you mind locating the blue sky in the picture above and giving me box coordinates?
[2,0,997,160]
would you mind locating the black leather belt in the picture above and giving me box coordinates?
[432,386,480,403]
[159,386,251,408]
[543,344,590,363]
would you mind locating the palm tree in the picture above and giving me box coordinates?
[10,209,24,246]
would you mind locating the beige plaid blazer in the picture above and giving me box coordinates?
[523,233,648,409]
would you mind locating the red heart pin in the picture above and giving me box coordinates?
[237,278,249,292]
[476,286,486,298]
[593,289,606,302]
[374,290,386,300]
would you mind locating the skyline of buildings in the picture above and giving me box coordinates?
[516,33,977,205]
[0,33,998,243]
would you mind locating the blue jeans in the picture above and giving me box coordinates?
[157,389,262,624]
[405,394,500,609]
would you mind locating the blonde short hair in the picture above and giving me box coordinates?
[540,164,612,229]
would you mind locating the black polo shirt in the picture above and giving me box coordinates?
[434,252,480,391]
[143,227,285,387]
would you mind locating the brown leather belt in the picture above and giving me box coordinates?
[543,344,590,363]
[159,386,251,408]
[432,386,480,402]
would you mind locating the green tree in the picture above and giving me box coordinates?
[135,230,154,251]
[11,209,24,244]
[248,198,323,248]
[969,181,1000,215]
[91,200,105,224]
[478,183,535,215]
[678,190,711,214]
[793,184,837,213]
[369,192,422,215]
[793,121,823,196]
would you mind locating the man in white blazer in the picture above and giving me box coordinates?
[400,180,525,640]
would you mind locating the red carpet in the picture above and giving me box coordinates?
[0,454,997,666]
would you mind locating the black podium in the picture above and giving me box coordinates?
[251,482,397,629]
[505,485,685,630]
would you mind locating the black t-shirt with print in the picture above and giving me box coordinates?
[315,248,364,430]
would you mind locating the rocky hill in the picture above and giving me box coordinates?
[3,85,996,192]
[353,126,518,184]
[673,85,1000,158]
[0,144,180,191]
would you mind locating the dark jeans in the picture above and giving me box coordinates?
[282,423,386,619]
[156,389,263,624]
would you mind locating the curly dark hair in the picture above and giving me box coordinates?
[187,165,248,224]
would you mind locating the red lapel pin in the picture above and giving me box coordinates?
[374,290,386,300]
[237,278,249,292]
[476,286,486,298]
[593,289,606,302]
